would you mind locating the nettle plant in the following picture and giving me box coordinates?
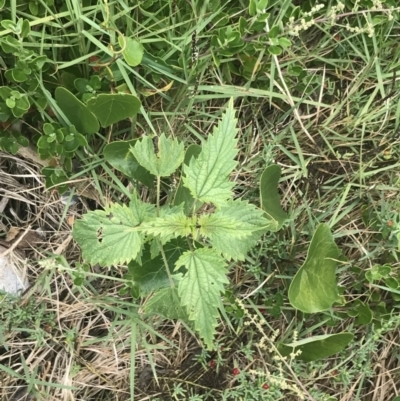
[72,100,355,357]
[72,99,282,348]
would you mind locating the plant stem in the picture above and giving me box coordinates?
[156,175,161,216]
[158,239,175,289]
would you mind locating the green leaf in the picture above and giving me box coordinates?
[72,201,147,266]
[268,25,280,39]
[1,20,16,31]
[29,1,39,15]
[0,0,6,10]
[279,37,291,48]
[144,287,188,320]
[87,94,141,127]
[278,333,354,362]
[355,302,373,325]
[119,36,144,67]
[103,140,154,187]
[183,98,238,207]
[11,69,28,82]
[288,224,342,313]
[173,144,202,214]
[260,165,288,231]
[384,277,399,289]
[257,0,269,10]
[129,238,190,295]
[249,0,257,16]
[131,133,184,177]
[268,45,282,55]
[6,98,15,108]
[55,87,99,134]
[175,248,228,350]
[21,19,30,38]
[141,212,196,243]
[199,199,267,261]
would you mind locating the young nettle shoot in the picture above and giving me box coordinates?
[72,99,273,349]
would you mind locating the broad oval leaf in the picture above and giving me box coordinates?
[87,93,141,127]
[288,224,341,313]
[278,332,354,361]
[103,140,154,187]
[175,248,229,350]
[55,87,99,134]
[72,202,146,266]
[119,36,144,67]
[260,165,288,231]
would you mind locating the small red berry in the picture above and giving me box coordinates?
[209,360,216,368]
[232,368,240,376]
[259,308,266,314]
[262,383,269,390]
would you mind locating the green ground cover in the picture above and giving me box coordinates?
[1,1,400,400]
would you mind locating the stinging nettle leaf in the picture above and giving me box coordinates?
[141,212,196,243]
[199,199,268,261]
[183,98,239,207]
[288,224,342,313]
[72,202,146,266]
[175,248,228,349]
[129,238,190,295]
[103,140,154,187]
[173,144,203,215]
[131,133,184,177]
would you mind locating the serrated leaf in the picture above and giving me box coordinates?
[72,202,146,266]
[183,98,238,207]
[119,36,144,67]
[103,140,154,186]
[131,133,184,177]
[141,211,196,243]
[129,238,190,295]
[260,165,288,231]
[173,144,203,215]
[278,333,354,362]
[55,87,99,134]
[87,94,141,127]
[199,199,267,260]
[175,248,228,349]
[144,287,188,320]
[288,224,342,313]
